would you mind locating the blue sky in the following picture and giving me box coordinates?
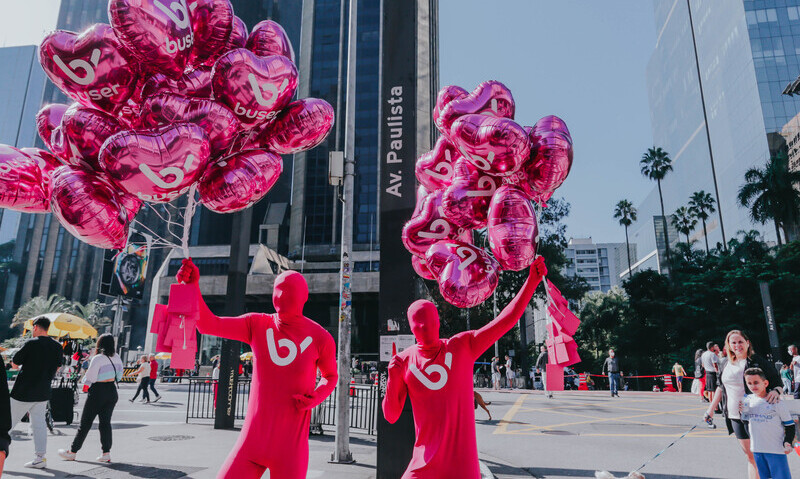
[440,0,658,243]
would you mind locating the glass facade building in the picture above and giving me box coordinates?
[632,0,794,271]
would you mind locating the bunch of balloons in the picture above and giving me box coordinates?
[403,81,573,308]
[0,0,334,251]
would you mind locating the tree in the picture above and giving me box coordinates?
[688,190,716,253]
[11,294,111,331]
[737,152,800,245]
[671,206,697,245]
[613,200,637,278]
[641,147,674,266]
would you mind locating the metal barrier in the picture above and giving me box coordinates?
[185,378,379,435]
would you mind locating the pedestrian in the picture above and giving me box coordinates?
[780,364,792,395]
[701,341,721,403]
[0,355,11,476]
[9,316,63,468]
[673,362,686,393]
[128,356,151,404]
[693,348,706,401]
[740,367,795,479]
[504,355,514,389]
[58,333,122,463]
[788,345,800,399]
[705,330,784,479]
[491,357,501,390]
[148,355,161,402]
[535,345,552,398]
[602,349,621,397]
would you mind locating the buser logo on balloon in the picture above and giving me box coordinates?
[249,74,289,108]
[138,154,196,190]
[53,49,101,86]
[409,352,453,391]
[154,0,191,29]
[266,329,313,366]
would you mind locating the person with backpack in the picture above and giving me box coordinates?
[58,333,123,463]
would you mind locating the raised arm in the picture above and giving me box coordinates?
[175,258,252,344]
[382,354,408,424]
[292,333,338,411]
[469,257,548,355]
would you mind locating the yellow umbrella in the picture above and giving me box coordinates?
[154,352,171,359]
[23,313,98,339]
[240,352,253,360]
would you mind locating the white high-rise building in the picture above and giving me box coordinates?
[564,238,637,292]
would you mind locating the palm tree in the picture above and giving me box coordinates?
[12,294,76,327]
[688,191,716,253]
[613,200,637,278]
[737,152,800,246]
[671,206,697,245]
[641,147,674,265]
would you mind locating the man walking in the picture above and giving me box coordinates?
[491,357,500,390]
[535,345,552,398]
[505,355,514,389]
[10,316,63,468]
[701,342,721,403]
[788,345,800,399]
[148,355,161,403]
[602,349,622,397]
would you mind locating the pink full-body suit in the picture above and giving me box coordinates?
[382,257,547,479]
[176,259,338,479]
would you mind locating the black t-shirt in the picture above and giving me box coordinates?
[10,336,63,402]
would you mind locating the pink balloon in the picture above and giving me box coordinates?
[114,100,142,127]
[437,80,515,133]
[441,158,500,229]
[203,15,247,66]
[187,0,233,66]
[432,85,467,134]
[140,92,240,155]
[449,114,529,177]
[487,185,538,271]
[260,98,334,154]
[246,20,295,63]
[35,103,70,152]
[99,123,211,202]
[50,103,124,171]
[139,67,213,100]
[19,148,66,196]
[50,165,132,249]
[211,49,298,126]
[532,115,571,138]
[109,0,194,79]
[520,116,574,203]
[415,136,458,192]
[411,255,435,280]
[401,189,470,258]
[198,149,282,213]
[39,24,138,112]
[0,145,50,213]
[413,185,430,216]
[425,240,499,308]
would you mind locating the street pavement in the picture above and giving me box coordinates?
[5,384,800,478]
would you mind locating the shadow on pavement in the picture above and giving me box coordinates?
[525,467,721,478]
[309,434,376,448]
[64,462,205,478]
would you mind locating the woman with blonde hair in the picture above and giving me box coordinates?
[704,330,783,479]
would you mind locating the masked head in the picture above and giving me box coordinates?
[272,271,309,317]
[407,300,440,347]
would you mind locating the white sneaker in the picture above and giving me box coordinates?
[24,456,46,468]
[139,398,147,403]
[96,452,111,463]
[58,449,76,461]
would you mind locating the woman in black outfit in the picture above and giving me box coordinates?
[704,330,783,479]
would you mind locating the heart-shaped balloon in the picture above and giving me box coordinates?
[487,185,538,271]
[0,145,50,213]
[411,255,435,280]
[432,85,467,134]
[197,149,282,213]
[140,92,240,155]
[139,67,213,100]
[532,114,571,138]
[114,100,142,127]
[109,0,194,79]
[19,148,66,196]
[415,136,458,192]
[520,116,573,203]
[50,104,124,171]
[211,48,298,126]
[187,0,233,66]
[437,81,515,133]
[441,158,500,229]
[99,123,211,202]
[449,114,529,177]
[414,185,430,216]
[425,240,499,308]
[35,103,71,152]
[246,20,295,63]
[50,165,132,249]
[260,98,334,154]
[203,15,247,66]
[402,189,471,258]
[39,24,138,112]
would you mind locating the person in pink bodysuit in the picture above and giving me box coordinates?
[175,259,338,479]
[383,257,547,479]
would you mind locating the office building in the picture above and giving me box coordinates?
[631,0,800,271]
[564,238,636,292]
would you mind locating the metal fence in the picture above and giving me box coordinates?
[185,378,379,435]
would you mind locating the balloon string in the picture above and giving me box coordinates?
[180,184,198,259]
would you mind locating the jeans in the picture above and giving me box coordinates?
[72,382,118,453]
[132,377,150,401]
[10,399,48,455]
[148,377,159,397]
[609,372,621,395]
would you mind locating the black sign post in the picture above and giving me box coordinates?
[376,0,418,476]
[759,281,782,363]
